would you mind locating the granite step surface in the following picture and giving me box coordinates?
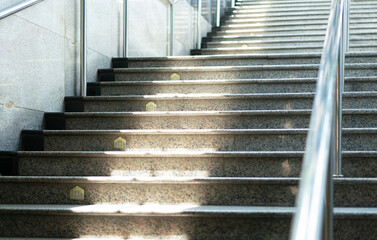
[204,38,377,48]
[44,109,377,130]
[98,64,377,82]
[20,128,377,152]
[200,45,377,54]
[234,1,331,8]
[88,77,377,96]
[1,176,377,207]
[64,92,377,112]
[16,151,377,178]
[0,205,377,239]
[113,52,377,68]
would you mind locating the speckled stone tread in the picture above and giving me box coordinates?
[0,205,377,239]
[23,128,377,152]
[16,151,377,178]
[120,52,377,68]
[111,64,377,81]
[96,77,377,96]
[47,109,377,130]
[0,177,376,206]
[64,92,377,112]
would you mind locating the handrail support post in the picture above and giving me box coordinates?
[123,0,128,58]
[80,0,87,97]
[170,3,175,56]
[216,0,221,27]
[196,0,202,49]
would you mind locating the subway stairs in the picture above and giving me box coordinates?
[1,0,377,239]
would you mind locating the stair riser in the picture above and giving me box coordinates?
[1,180,376,207]
[23,131,377,151]
[208,29,327,37]
[204,40,377,48]
[1,214,375,240]
[201,47,377,54]
[49,113,377,130]
[208,29,377,37]
[0,214,293,239]
[201,48,323,54]
[218,24,329,31]
[112,68,377,81]
[123,56,377,68]
[65,96,376,112]
[18,156,303,177]
[18,156,377,178]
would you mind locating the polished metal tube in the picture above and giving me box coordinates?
[335,16,345,177]
[231,0,235,8]
[216,0,221,27]
[0,0,44,20]
[80,0,87,97]
[196,0,202,49]
[345,0,350,51]
[170,3,175,56]
[123,0,128,57]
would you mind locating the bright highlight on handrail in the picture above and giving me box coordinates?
[0,0,44,20]
[290,0,346,239]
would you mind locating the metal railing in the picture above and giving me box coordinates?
[289,0,348,239]
[0,0,44,19]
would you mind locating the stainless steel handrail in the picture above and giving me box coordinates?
[290,0,345,239]
[0,0,44,20]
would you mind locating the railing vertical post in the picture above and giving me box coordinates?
[80,0,87,97]
[345,0,350,52]
[216,0,220,27]
[231,0,235,8]
[197,0,202,49]
[170,3,175,56]
[123,0,128,58]
[335,9,345,178]
[325,123,335,240]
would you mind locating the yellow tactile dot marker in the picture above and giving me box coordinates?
[70,186,85,200]
[114,137,127,150]
[146,102,157,111]
[170,73,180,80]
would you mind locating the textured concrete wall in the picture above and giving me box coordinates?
[0,0,218,151]
[0,0,123,151]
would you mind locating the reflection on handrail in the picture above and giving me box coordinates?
[290,0,345,239]
[0,0,44,20]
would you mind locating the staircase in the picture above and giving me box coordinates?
[1,0,377,239]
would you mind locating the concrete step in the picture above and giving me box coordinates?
[114,53,377,68]
[4,205,377,239]
[231,5,376,14]
[43,109,377,130]
[64,92,377,112]
[1,176,377,207]
[203,31,377,42]
[88,77,377,96]
[1,205,377,239]
[227,10,377,20]
[20,128,377,152]
[234,1,331,9]
[208,27,377,37]
[200,44,377,55]
[220,19,377,30]
[16,151,377,178]
[98,64,377,82]
[204,38,377,48]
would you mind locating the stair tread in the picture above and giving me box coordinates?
[15,150,377,158]
[1,204,377,217]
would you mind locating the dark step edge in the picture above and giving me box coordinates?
[21,130,44,151]
[98,69,115,82]
[64,97,85,112]
[0,152,18,176]
[44,113,66,130]
[112,58,129,68]
[87,82,102,96]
